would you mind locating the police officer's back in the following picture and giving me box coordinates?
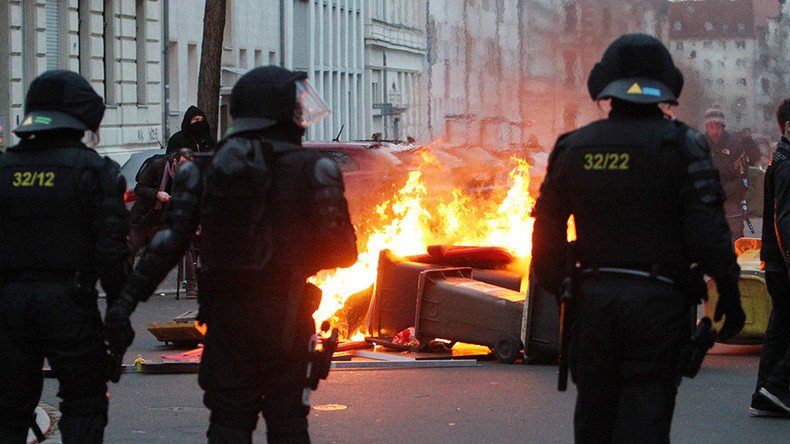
[0,70,129,443]
[105,66,358,443]
[531,34,745,443]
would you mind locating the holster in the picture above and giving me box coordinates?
[677,264,708,306]
[305,328,338,391]
[678,317,715,378]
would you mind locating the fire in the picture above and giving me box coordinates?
[310,150,537,334]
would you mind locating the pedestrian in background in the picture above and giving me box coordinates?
[0,70,129,442]
[531,34,745,442]
[104,66,358,442]
[704,106,761,241]
[752,98,790,417]
[128,147,197,296]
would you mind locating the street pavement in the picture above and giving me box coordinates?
[36,220,781,443]
[37,287,788,443]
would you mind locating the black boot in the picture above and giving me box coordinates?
[207,423,253,444]
[58,414,106,444]
[0,423,28,444]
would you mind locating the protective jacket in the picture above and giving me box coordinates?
[532,106,739,294]
[0,137,129,294]
[760,137,790,268]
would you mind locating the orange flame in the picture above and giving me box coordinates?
[310,151,537,334]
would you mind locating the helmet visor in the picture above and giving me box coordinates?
[294,80,330,128]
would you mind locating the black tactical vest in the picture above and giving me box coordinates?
[0,145,99,272]
[559,116,688,268]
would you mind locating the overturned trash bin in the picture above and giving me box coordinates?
[414,268,525,363]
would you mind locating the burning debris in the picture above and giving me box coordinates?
[313,148,537,347]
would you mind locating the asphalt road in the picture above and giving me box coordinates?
[37,289,787,443]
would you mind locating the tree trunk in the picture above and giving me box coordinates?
[197,0,226,142]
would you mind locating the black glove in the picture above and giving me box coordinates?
[714,280,746,342]
[104,292,138,355]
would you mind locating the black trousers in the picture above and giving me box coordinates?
[197,277,314,443]
[0,280,108,443]
[571,274,692,444]
[756,270,790,388]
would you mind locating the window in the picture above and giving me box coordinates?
[78,3,91,75]
[269,51,277,65]
[676,41,684,51]
[239,48,247,69]
[738,23,745,32]
[601,8,610,31]
[704,21,713,31]
[103,0,116,105]
[703,41,712,49]
[371,81,380,104]
[735,58,747,68]
[674,20,682,31]
[703,59,713,69]
[736,40,746,49]
[44,0,66,70]
[564,4,577,33]
[187,44,197,104]
[689,50,697,59]
[136,0,147,104]
[167,41,179,111]
[761,78,770,94]
[717,78,725,86]
[254,49,262,66]
[736,78,747,87]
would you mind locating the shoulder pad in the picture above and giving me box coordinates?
[96,156,126,195]
[681,126,711,160]
[211,137,269,179]
[173,161,202,192]
[313,156,344,187]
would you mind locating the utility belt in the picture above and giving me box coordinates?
[580,267,675,285]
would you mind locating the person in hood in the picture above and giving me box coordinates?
[166,105,215,154]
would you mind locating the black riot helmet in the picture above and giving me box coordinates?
[228,65,329,135]
[14,70,106,137]
[587,33,683,105]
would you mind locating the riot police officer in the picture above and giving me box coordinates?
[531,34,745,443]
[0,70,129,442]
[105,66,358,442]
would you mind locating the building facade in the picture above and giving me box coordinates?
[1,0,166,162]
[667,0,787,138]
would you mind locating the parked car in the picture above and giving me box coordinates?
[303,141,411,218]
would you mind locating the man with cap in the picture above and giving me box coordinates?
[104,65,358,442]
[531,34,744,442]
[0,70,129,442]
[704,106,761,241]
